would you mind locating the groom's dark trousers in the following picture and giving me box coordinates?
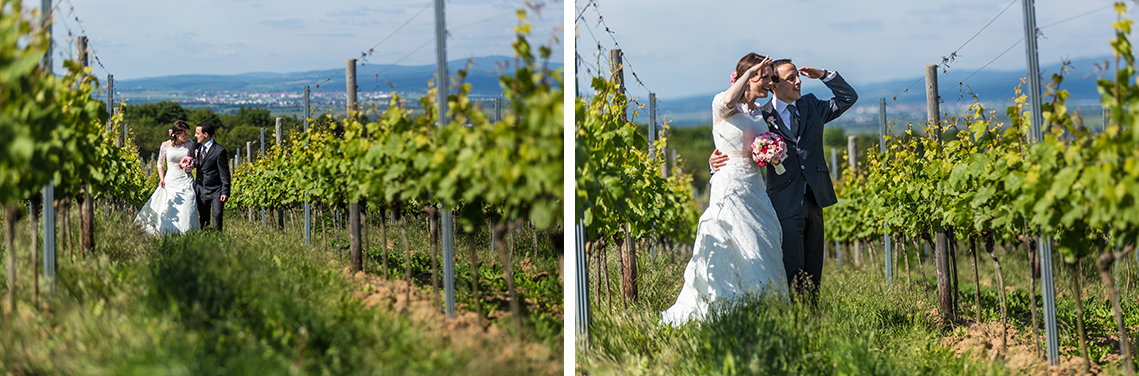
[779,188,825,302]
[761,72,857,302]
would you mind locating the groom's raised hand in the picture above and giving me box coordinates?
[798,66,829,80]
[709,149,729,173]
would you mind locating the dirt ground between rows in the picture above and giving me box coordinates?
[942,320,1134,376]
[334,259,562,375]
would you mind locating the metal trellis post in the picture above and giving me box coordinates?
[435,0,456,319]
[41,0,56,294]
[880,98,891,285]
[304,85,312,245]
[575,218,589,352]
[1024,0,1059,364]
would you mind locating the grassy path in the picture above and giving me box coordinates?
[1,209,561,375]
[580,242,1138,375]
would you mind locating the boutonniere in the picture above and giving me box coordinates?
[765,116,778,129]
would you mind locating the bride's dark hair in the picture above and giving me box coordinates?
[169,120,191,143]
[734,53,769,84]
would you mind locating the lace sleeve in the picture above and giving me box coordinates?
[157,142,167,178]
[712,92,737,124]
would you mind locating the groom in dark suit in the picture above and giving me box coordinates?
[711,59,857,303]
[194,122,231,231]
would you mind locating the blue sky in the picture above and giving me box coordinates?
[32,0,563,80]
[575,0,1123,100]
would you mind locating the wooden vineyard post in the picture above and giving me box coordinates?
[275,118,285,230]
[621,223,637,304]
[29,201,37,307]
[609,49,637,304]
[5,205,17,317]
[80,188,94,253]
[346,59,362,273]
[424,206,441,313]
[349,203,361,272]
[74,36,95,255]
[80,70,109,253]
[926,64,955,323]
[258,130,266,226]
[648,92,656,161]
[248,140,255,223]
[106,74,115,133]
[494,222,522,333]
[609,49,626,121]
[1097,248,1135,376]
[831,147,841,265]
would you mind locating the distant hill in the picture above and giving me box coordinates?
[656,56,1113,128]
[117,56,562,97]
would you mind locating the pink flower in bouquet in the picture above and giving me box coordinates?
[752,132,787,175]
[179,156,195,173]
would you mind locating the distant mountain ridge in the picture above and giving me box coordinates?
[118,56,563,96]
[657,56,1113,127]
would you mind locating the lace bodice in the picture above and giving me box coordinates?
[159,140,195,179]
[712,92,771,166]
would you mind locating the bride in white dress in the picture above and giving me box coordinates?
[134,120,200,235]
[662,53,788,326]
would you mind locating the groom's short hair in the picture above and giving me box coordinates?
[771,59,795,82]
[197,122,217,137]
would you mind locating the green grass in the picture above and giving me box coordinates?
[580,239,1139,375]
[0,205,562,375]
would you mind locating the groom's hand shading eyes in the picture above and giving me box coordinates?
[798,66,828,79]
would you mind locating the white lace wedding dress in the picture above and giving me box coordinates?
[661,92,788,326]
[134,140,199,235]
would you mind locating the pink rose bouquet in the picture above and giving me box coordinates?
[752,132,787,175]
[178,156,195,174]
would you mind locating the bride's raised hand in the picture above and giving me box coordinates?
[724,55,771,107]
[740,55,772,82]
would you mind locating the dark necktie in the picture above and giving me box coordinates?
[787,104,800,137]
[196,145,203,169]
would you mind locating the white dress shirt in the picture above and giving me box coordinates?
[200,139,214,157]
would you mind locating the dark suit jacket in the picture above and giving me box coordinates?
[194,140,231,200]
[761,73,857,220]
